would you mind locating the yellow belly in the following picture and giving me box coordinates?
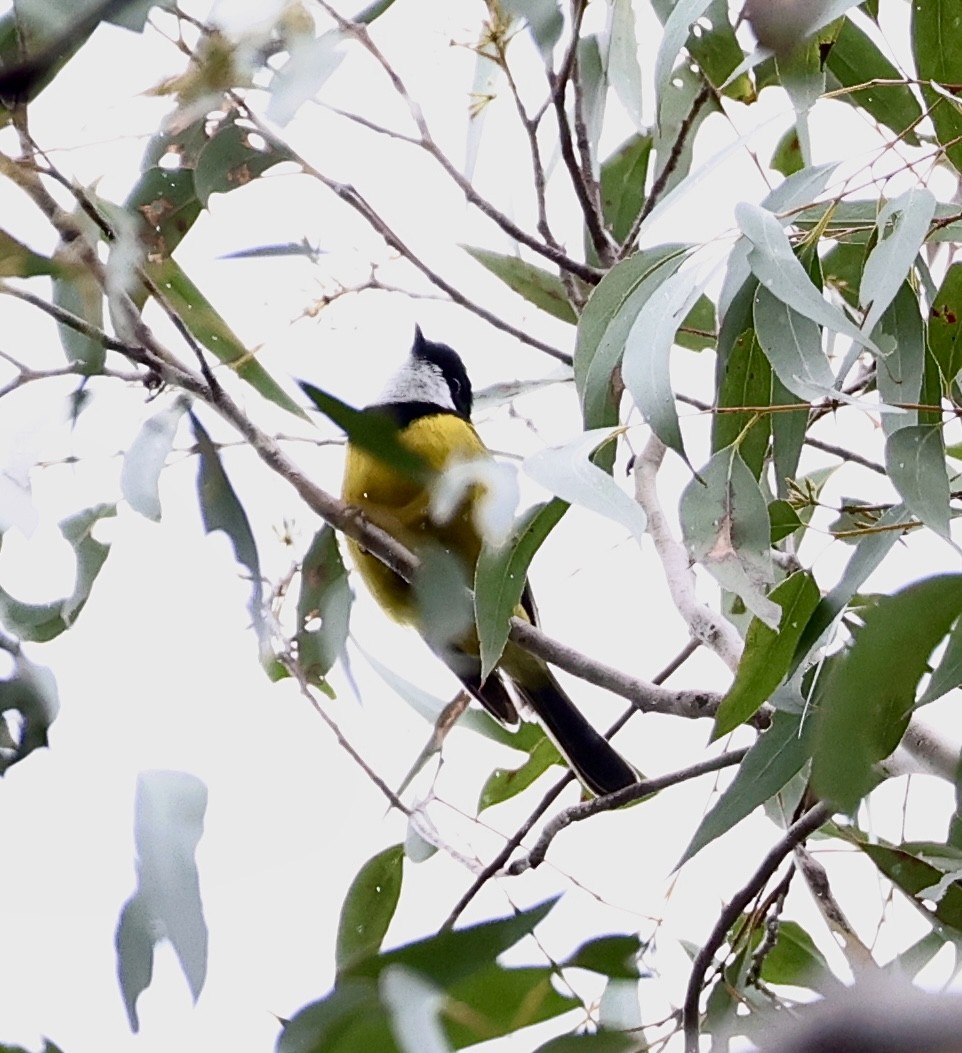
[341,413,489,626]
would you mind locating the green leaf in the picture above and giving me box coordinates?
[355,0,399,23]
[856,838,962,935]
[655,0,749,98]
[769,499,802,543]
[121,398,189,521]
[147,257,305,418]
[652,60,718,194]
[677,294,716,352]
[335,845,404,974]
[598,134,652,248]
[563,934,643,979]
[190,414,264,634]
[444,964,578,1048]
[125,166,201,260]
[502,0,564,57]
[677,711,814,867]
[713,571,820,739]
[824,17,922,145]
[912,0,962,175]
[860,187,935,335]
[475,499,567,681]
[679,446,779,627]
[884,424,950,538]
[341,897,559,984]
[753,284,833,402]
[712,277,771,480]
[193,118,294,205]
[0,504,116,642]
[477,733,564,812]
[575,245,688,431]
[604,0,643,129]
[920,615,962,705]
[0,652,59,775]
[758,920,837,993]
[874,281,924,436]
[52,208,105,374]
[278,979,393,1053]
[812,575,962,812]
[929,261,962,390]
[821,239,864,307]
[116,770,208,1032]
[301,381,427,479]
[461,246,576,324]
[533,1032,638,1053]
[771,127,803,176]
[0,228,58,277]
[296,525,352,689]
[652,0,713,116]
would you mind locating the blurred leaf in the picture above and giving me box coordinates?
[769,499,802,543]
[575,244,687,432]
[524,430,647,541]
[296,525,352,689]
[652,0,713,115]
[141,115,209,170]
[652,61,718,194]
[116,770,208,1032]
[355,0,399,23]
[677,711,814,867]
[341,897,559,984]
[623,265,708,462]
[653,0,749,98]
[477,733,563,812]
[564,934,643,979]
[824,17,922,145]
[51,207,105,374]
[193,118,294,205]
[461,247,576,324]
[679,446,779,627]
[0,228,58,277]
[860,188,934,335]
[920,615,962,705]
[912,2,962,175]
[445,964,578,1049]
[874,281,924,435]
[501,0,563,58]
[713,571,820,738]
[884,425,949,538]
[795,199,962,244]
[822,239,864,307]
[190,413,264,635]
[125,166,200,261]
[598,134,652,249]
[604,0,643,129]
[336,844,404,974]
[278,980,394,1053]
[713,278,771,480]
[219,238,324,261]
[812,575,962,812]
[267,28,346,126]
[929,262,962,390]
[532,1034,638,1053]
[0,504,116,642]
[148,257,304,417]
[771,127,803,176]
[121,398,189,521]
[0,652,59,775]
[475,499,567,681]
[301,381,426,479]
[759,920,837,993]
[575,34,606,165]
[753,283,834,401]
[738,201,876,353]
[677,294,716,351]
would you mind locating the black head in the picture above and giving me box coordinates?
[411,326,473,420]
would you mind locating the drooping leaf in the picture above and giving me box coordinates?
[335,844,404,974]
[125,166,201,261]
[771,127,803,176]
[0,228,58,277]
[651,0,749,98]
[598,134,652,250]
[812,575,962,812]
[713,571,820,738]
[912,1,962,175]
[603,0,643,129]
[0,504,116,642]
[859,187,935,335]
[147,258,305,418]
[575,245,688,431]
[920,615,962,706]
[51,207,105,373]
[121,398,189,521]
[679,445,779,627]
[677,711,814,867]
[822,239,865,307]
[652,0,713,115]
[824,17,922,145]
[501,0,564,58]
[652,61,718,195]
[0,652,59,775]
[477,732,563,812]
[737,201,878,353]
[475,499,567,681]
[622,264,707,462]
[884,425,950,538]
[295,525,352,690]
[758,920,837,993]
[563,934,644,979]
[461,247,576,324]
[266,28,346,126]
[523,430,647,541]
[193,117,294,205]
[874,281,924,435]
[753,284,834,401]
[116,770,208,1032]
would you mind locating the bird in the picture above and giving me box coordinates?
[341,325,639,796]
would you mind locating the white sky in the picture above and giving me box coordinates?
[1,2,960,1052]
